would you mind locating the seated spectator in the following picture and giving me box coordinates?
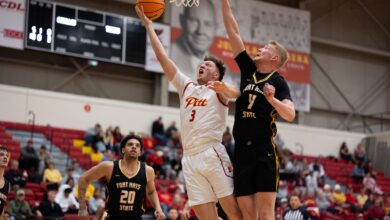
[339,142,353,163]
[363,172,383,195]
[7,189,35,220]
[364,160,374,174]
[354,144,366,164]
[165,121,178,139]
[166,207,180,220]
[283,195,309,220]
[345,186,359,212]
[147,150,163,177]
[276,197,289,220]
[158,184,172,215]
[61,167,79,185]
[357,188,368,209]
[293,171,307,196]
[277,180,289,200]
[352,162,365,183]
[103,126,114,151]
[305,172,318,195]
[88,188,105,214]
[19,140,39,171]
[171,192,186,212]
[55,186,79,213]
[367,197,385,220]
[5,160,26,190]
[316,189,331,211]
[36,190,64,220]
[151,116,167,146]
[112,126,123,154]
[364,193,376,211]
[308,159,326,183]
[38,145,51,175]
[323,184,334,202]
[26,166,41,184]
[43,161,63,190]
[332,184,346,205]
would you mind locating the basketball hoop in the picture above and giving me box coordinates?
[169,0,199,7]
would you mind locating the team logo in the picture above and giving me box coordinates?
[185,97,207,108]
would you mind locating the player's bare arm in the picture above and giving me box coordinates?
[135,5,178,81]
[263,83,295,122]
[78,161,113,220]
[145,165,165,220]
[207,81,240,99]
[221,0,245,57]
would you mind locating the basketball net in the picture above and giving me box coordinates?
[169,0,199,7]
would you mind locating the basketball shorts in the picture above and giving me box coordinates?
[182,143,234,206]
[233,139,279,196]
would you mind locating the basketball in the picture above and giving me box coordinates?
[136,0,165,21]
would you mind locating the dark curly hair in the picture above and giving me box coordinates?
[120,134,144,152]
[204,56,226,81]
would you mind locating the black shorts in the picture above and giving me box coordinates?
[233,139,279,196]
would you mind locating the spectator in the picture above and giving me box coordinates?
[277,180,289,201]
[88,188,105,215]
[5,160,26,190]
[166,207,180,220]
[55,186,79,213]
[357,188,368,209]
[316,189,331,211]
[19,140,39,171]
[165,121,178,139]
[26,166,41,184]
[293,171,307,196]
[332,184,346,205]
[308,159,326,183]
[152,116,167,146]
[305,172,318,195]
[36,190,64,220]
[171,192,186,212]
[339,142,353,163]
[102,149,116,162]
[147,150,163,177]
[61,167,79,185]
[7,189,35,220]
[43,161,63,190]
[112,126,123,154]
[352,162,365,183]
[38,145,51,175]
[283,195,309,220]
[161,149,174,180]
[367,197,385,220]
[345,186,359,213]
[323,184,334,202]
[364,160,374,174]
[354,144,366,164]
[276,197,289,220]
[158,184,172,215]
[363,172,383,195]
[222,126,234,160]
[103,126,114,151]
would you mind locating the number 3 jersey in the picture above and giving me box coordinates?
[105,160,146,220]
[233,51,292,144]
[171,70,229,156]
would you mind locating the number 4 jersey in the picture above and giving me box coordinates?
[105,160,146,220]
[171,70,229,156]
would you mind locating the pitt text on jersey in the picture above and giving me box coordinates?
[116,181,141,211]
[185,97,208,108]
[242,83,264,119]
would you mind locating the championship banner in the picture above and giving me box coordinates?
[0,0,26,50]
[145,23,171,73]
[170,0,311,111]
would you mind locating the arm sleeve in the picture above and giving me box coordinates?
[170,69,192,96]
[275,76,292,102]
[234,50,257,90]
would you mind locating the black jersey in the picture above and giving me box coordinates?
[105,160,147,220]
[0,179,10,214]
[233,51,292,144]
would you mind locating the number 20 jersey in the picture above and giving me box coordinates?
[171,71,229,156]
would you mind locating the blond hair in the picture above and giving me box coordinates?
[269,40,289,68]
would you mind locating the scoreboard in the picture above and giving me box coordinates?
[25,0,147,66]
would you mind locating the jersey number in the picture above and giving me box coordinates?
[189,110,196,122]
[120,190,136,204]
[247,94,257,110]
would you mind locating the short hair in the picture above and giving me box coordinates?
[269,40,289,68]
[120,134,144,152]
[0,146,8,153]
[204,56,226,81]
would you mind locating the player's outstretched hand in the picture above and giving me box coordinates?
[207,81,226,93]
[154,209,166,220]
[135,5,152,26]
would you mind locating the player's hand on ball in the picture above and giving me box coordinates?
[263,83,275,101]
[135,5,152,26]
[207,81,226,93]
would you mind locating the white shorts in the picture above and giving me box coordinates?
[182,143,234,207]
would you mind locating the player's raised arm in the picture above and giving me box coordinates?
[135,6,178,81]
[221,0,245,57]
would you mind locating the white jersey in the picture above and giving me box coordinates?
[171,70,229,155]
